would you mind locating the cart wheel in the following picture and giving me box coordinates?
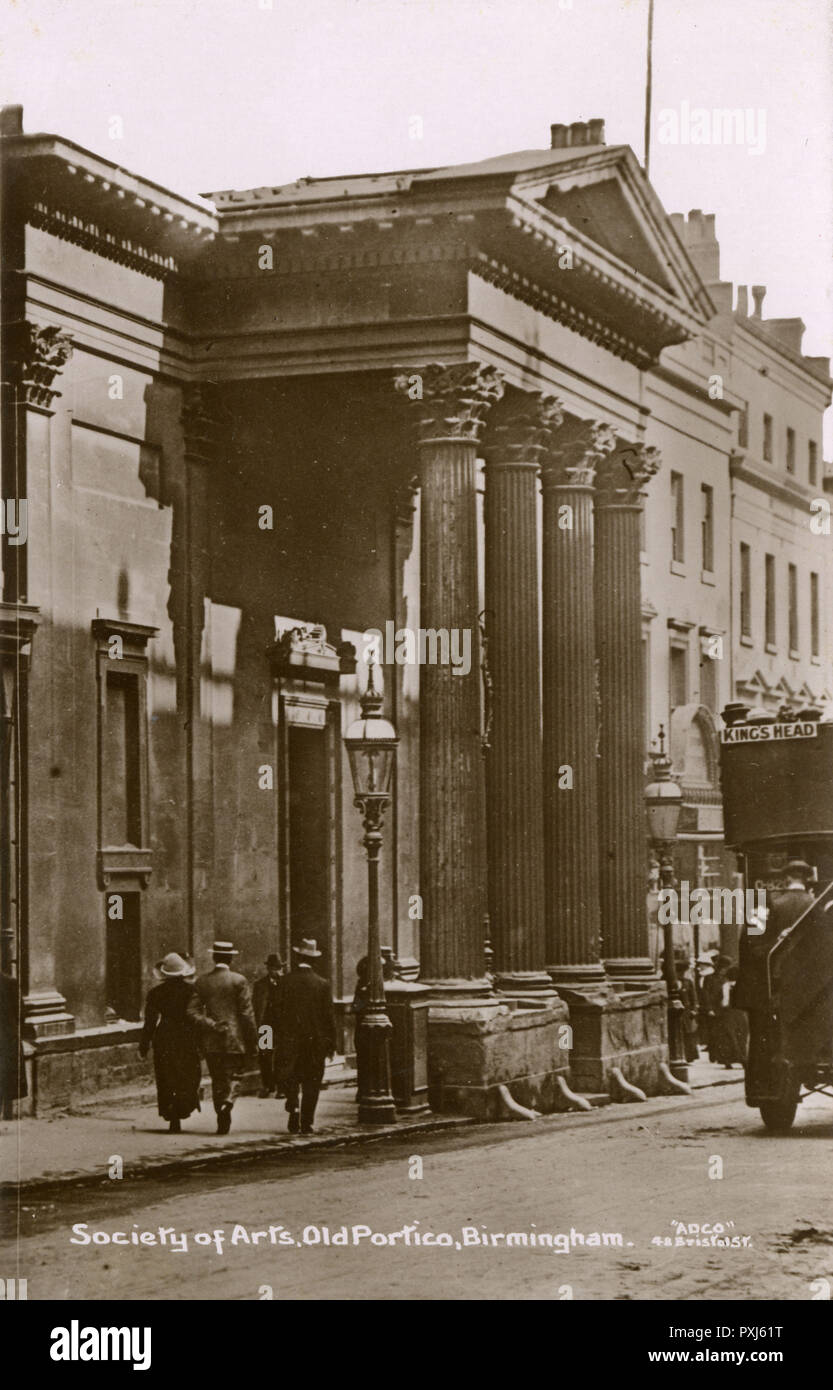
[759,1097,798,1132]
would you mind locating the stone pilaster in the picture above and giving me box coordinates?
[594,441,661,983]
[394,362,503,987]
[541,417,616,989]
[484,392,562,992]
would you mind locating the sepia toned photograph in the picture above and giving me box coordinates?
[1,0,832,1347]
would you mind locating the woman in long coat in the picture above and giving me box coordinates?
[701,956,748,1067]
[139,953,203,1132]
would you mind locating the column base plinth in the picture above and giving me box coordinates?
[494,969,558,996]
[547,963,610,990]
[23,990,75,1039]
[560,983,668,1097]
[603,957,662,991]
[426,993,573,1117]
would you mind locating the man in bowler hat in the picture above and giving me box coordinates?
[275,939,336,1135]
[252,952,285,1096]
[194,940,257,1134]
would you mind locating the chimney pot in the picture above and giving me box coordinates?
[569,121,586,147]
[550,123,567,149]
[736,285,749,317]
[587,118,605,145]
[751,285,766,318]
[0,105,23,137]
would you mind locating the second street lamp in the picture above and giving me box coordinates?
[344,663,398,1124]
[645,724,689,1084]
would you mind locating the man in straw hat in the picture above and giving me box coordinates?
[275,938,336,1135]
[195,940,257,1134]
[252,952,285,1096]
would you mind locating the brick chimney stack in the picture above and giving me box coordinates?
[550,119,605,149]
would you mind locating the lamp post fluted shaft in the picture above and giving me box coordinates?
[356,796,396,1123]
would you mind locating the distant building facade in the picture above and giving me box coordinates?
[1,106,829,1109]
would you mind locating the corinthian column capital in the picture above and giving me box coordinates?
[541,417,617,489]
[486,391,564,466]
[12,322,74,408]
[394,362,504,444]
[595,440,661,506]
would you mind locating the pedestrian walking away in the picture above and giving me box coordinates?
[138,952,204,1133]
[252,952,285,1096]
[195,940,258,1134]
[276,938,336,1135]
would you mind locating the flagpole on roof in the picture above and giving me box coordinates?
[644,0,655,177]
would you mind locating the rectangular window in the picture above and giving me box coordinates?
[763,414,773,463]
[811,571,820,658]
[786,427,796,474]
[102,670,142,847]
[738,407,749,450]
[671,471,685,564]
[809,440,818,487]
[701,484,714,572]
[700,650,718,711]
[788,563,798,653]
[765,554,776,648]
[740,542,751,637]
[669,643,687,712]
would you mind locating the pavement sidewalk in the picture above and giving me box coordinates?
[0,1051,744,1198]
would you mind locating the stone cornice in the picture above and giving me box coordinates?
[595,441,661,506]
[540,417,617,489]
[473,252,656,368]
[394,362,504,444]
[730,449,817,511]
[27,201,180,281]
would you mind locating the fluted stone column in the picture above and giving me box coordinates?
[484,392,562,992]
[395,363,503,988]
[594,441,661,982]
[541,418,616,989]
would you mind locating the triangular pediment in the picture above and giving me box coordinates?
[506,146,712,321]
[539,178,674,291]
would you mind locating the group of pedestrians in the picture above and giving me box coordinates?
[139,937,336,1136]
[671,947,748,1068]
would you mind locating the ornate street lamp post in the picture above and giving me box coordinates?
[344,663,398,1124]
[645,725,688,1083]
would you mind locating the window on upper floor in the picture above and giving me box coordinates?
[809,440,818,487]
[737,407,749,450]
[700,484,714,573]
[763,413,773,463]
[765,554,776,648]
[669,642,688,713]
[786,427,796,475]
[788,563,799,653]
[811,571,820,658]
[671,471,684,564]
[740,543,752,638]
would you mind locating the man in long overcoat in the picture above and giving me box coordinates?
[252,953,284,1096]
[194,940,257,1134]
[275,939,336,1135]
